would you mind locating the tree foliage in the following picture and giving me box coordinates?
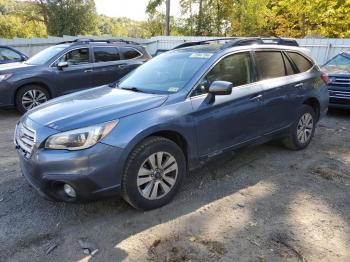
[35,0,99,36]
[0,0,47,38]
[147,0,350,37]
[0,0,349,39]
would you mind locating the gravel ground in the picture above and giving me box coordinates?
[0,109,349,262]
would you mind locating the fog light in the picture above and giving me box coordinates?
[63,184,76,198]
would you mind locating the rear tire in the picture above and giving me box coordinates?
[282,105,316,150]
[121,136,186,210]
[15,85,50,113]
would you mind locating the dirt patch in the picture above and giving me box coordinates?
[309,162,350,183]
[148,234,226,262]
[270,232,306,261]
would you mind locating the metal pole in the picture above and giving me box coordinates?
[165,0,171,36]
[325,43,331,62]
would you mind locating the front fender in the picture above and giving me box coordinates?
[101,100,199,172]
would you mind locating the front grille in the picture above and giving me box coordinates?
[329,77,350,87]
[15,123,36,157]
[329,90,350,100]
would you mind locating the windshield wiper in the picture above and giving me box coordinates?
[121,87,146,93]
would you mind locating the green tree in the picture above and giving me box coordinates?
[230,0,270,36]
[147,0,172,35]
[0,0,47,38]
[36,0,99,36]
[266,0,350,38]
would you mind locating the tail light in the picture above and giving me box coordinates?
[321,72,329,84]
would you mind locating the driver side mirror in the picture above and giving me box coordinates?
[206,81,233,103]
[57,61,69,70]
[21,55,28,62]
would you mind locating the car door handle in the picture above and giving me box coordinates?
[84,69,93,73]
[295,83,304,88]
[118,64,127,69]
[249,94,263,101]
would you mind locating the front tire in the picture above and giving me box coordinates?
[15,85,50,113]
[122,137,186,210]
[283,105,316,150]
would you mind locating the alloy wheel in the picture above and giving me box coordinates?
[137,151,178,200]
[297,112,314,144]
[22,89,48,110]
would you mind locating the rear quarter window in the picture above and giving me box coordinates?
[121,47,142,60]
[287,52,313,72]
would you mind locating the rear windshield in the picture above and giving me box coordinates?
[118,52,211,94]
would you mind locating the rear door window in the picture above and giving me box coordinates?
[93,47,120,62]
[287,52,313,72]
[121,47,142,60]
[255,51,286,80]
[282,53,295,75]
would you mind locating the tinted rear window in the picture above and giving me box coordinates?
[287,52,313,72]
[94,47,120,62]
[121,48,141,59]
[255,51,286,80]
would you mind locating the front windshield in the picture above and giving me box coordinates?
[323,54,350,74]
[26,45,67,65]
[118,51,212,94]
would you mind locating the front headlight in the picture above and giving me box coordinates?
[45,120,118,150]
[0,74,12,82]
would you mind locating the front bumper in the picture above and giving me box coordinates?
[0,81,15,108]
[17,142,124,202]
[328,87,350,109]
[329,97,350,109]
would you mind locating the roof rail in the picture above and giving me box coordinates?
[260,37,299,46]
[57,38,140,45]
[220,37,264,49]
[173,38,237,50]
[173,37,299,50]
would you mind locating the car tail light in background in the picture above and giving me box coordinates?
[321,72,329,84]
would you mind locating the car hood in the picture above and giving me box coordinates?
[25,85,168,131]
[322,66,350,75]
[0,62,37,73]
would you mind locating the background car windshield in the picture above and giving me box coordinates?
[118,52,211,94]
[323,54,350,74]
[26,46,67,65]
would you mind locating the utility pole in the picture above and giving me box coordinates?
[165,0,170,36]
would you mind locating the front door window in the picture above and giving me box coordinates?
[58,48,90,65]
[192,52,253,96]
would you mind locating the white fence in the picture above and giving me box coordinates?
[1,35,350,65]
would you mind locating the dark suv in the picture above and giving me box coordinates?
[15,38,329,210]
[0,39,151,112]
[322,51,350,109]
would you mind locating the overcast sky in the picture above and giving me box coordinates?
[95,0,181,21]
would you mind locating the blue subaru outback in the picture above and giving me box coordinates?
[15,38,329,210]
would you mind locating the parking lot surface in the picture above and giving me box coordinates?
[0,109,349,261]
